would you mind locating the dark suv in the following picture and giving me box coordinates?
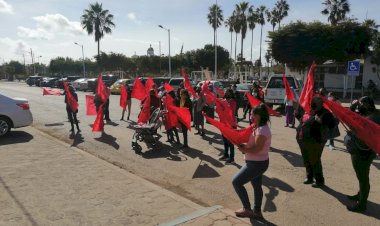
[87,75,120,92]
[56,76,82,89]
[26,76,42,86]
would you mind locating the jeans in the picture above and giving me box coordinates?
[222,136,234,160]
[232,160,269,212]
[351,153,375,207]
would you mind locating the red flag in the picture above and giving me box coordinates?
[164,82,174,93]
[201,81,217,104]
[63,82,78,113]
[145,77,155,93]
[204,114,254,145]
[214,86,225,97]
[215,98,237,128]
[246,92,281,117]
[86,95,97,115]
[92,105,104,132]
[138,95,151,124]
[96,75,108,103]
[171,105,191,131]
[120,84,128,110]
[42,87,61,96]
[132,78,147,101]
[299,64,317,113]
[163,95,178,128]
[323,98,380,155]
[283,74,295,101]
[182,67,198,98]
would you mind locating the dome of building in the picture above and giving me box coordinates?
[147,44,154,56]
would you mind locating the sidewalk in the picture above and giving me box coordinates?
[0,127,250,226]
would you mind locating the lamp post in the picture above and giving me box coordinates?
[158,25,171,76]
[37,55,42,64]
[74,42,86,78]
[215,0,218,80]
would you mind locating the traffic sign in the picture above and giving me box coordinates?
[347,61,360,76]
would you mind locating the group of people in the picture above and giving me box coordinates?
[62,80,379,220]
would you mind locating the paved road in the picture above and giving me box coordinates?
[1,81,380,225]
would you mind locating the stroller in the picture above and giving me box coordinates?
[131,108,165,153]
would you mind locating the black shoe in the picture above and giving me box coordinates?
[181,144,189,149]
[120,118,124,121]
[226,159,235,165]
[346,194,360,201]
[194,132,201,135]
[219,156,229,161]
[127,117,130,120]
[312,181,325,188]
[284,124,289,127]
[303,178,314,184]
[347,203,366,212]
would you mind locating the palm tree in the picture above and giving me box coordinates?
[225,17,234,59]
[234,2,251,61]
[321,0,350,25]
[248,7,257,62]
[275,0,289,28]
[231,10,241,62]
[81,2,115,58]
[256,5,266,67]
[266,8,278,32]
[207,4,224,49]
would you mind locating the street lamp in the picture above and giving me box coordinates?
[37,55,42,64]
[74,42,86,78]
[158,25,171,76]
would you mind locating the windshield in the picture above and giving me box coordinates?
[169,79,183,86]
[267,77,296,89]
[237,85,250,91]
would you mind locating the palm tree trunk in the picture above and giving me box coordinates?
[240,34,244,61]
[259,25,263,77]
[230,32,233,59]
[97,40,100,59]
[214,29,216,47]
[234,33,238,62]
[250,29,253,62]
[278,21,281,29]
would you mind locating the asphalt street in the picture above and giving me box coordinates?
[1,81,380,225]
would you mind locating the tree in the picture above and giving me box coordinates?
[321,0,350,25]
[256,5,266,67]
[268,21,372,70]
[81,2,115,58]
[225,16,234,59]
[275,0,289,28]
[207,4,224,49]
[231,10,241,62]
[266,8,278,32]
[234,2,251,61]
[248,7,258,61]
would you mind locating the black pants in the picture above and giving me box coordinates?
[243,103,251,118]
[66,107,79,131]
[180,123,188,146]
[167,127,179,143]
[351,153,375,206]
[103,100,110,120]
[298,139,326,183]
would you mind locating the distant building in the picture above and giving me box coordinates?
[132,52,138,59]
[147,44,154,56]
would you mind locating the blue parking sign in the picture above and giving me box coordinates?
[347,61,360,76]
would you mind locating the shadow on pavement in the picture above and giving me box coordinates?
[105,121,119,127]
[183,147,225,168]
[270,147,304,168]
[263,175,295,213]
[94,132,120,150]
[201,130,224,145]
[192,161,220,178]
[0,131,33,146]
[321,186,380,220]
[70,131,84,147]
[140,143,188,162]
[250,218,278,226]
[0,177,39,226]
[44,122,64,127]
[372,161,380,171]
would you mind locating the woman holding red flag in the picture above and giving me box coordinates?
[120,85,132,121]
[64,84,80,133]
[193,87,206,136]
[233,104,271,219]
[164,91,180,144]
[179,89,192,148]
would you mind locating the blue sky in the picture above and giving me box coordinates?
[0,0,379,65]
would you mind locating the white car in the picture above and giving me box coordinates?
[71,78,88,91]
[0,94,33,136]
[264,75,302,105]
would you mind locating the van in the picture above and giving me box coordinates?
[264,75,302,105]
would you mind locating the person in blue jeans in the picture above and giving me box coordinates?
[233,104,271,220]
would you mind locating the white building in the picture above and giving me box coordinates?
[147,45,154,56]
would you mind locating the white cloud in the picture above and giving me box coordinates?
[0,0,13,14]
[113,37,157,45]
[0,37,30,55]
[127,12,142,24]
[17,13,85,40]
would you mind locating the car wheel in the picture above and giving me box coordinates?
[0,117,11,137]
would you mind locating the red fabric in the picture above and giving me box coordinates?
[132,78,147,101]
[92,105,104,132]
[201,82,217,104]
[299,64,317,113]
[96,75,108,103]
[63,82,78,113]
[145,77,155,93]
[246,92,281,117]
[181,68,198,98]
[214,86,225,97]
[283,74,295,101]
[164,82,174,93]
[42,87,61,96]
[163,95,178,129]
[172,106,191,131]
[85,95,97,115]
[138,95,151,124]
[120,84,128,110]
[323,98,380,155]
[215,98,237,128]
[204,114,254,145]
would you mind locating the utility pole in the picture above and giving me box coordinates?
[23,54,26,75]
[214,0,218,80]
[159,41,162,75]
[30,48,35,75]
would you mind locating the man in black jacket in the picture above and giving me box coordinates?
[345,96,380,212]
[296,96,335,188]
[64,85,80,133]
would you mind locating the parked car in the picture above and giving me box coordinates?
[169,78,196,91]
[153,77,171,87]
[87,74,120,92]
[264,75,302,105]
[235,84,252,108]
[26,76,42,86]
[71,78,89,91]
[40,77,59,87]
[110,79,134,94]
[196,80,224,89]
[56,76,83,89]
[0,93,33,136]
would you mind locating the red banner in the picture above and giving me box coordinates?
[86,95,97,115]
[283,74,295,101]
[92,105,104,132]
[120,84,128,110]
[182,67,198,98]
[96,75,108,103]
[42,87,61,96]
[246,93,281,117]
[63,82,78,113]
[215,98,237,128]
[164,82,174,93]
[138,95,151,124]
[299,64,317,113]
[131,78,147,101]
[214,86,225,97]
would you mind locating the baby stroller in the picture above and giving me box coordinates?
[131,108,165,153]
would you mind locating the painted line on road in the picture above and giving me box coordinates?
[158,205,223,226]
